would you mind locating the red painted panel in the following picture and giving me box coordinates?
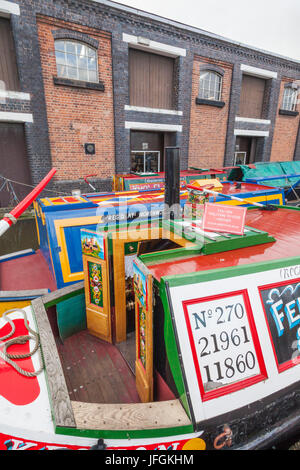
[0,250,56,291]
[0,319,40,406]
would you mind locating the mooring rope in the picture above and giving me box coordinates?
[0,309,44,377]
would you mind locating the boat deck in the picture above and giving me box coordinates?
[55,329,141,404]
[147,208,300,280]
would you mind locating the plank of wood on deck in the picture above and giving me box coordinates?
[71,399,191,430]
[42,281,84,308]
[31,297,76,428]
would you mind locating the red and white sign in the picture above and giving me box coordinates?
[202,203,247,235]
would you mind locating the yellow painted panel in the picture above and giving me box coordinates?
[0,300,31,317]
[86,309,110,340]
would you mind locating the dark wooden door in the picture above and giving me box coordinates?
[129,49,174,109]
[0,123,31,207]
[0,17,20,91]
[238,75,266,119]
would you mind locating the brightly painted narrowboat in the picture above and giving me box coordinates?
[0,202,300,450]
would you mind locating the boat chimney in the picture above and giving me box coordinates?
[164,147,181,220]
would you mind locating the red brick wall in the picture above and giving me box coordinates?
[270,79,299,162]
[36,16,115,182]
[188,56,233,169]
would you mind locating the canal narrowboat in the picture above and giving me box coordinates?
[0,202,300,450]
[31,181,284,290]
[228,161,300,203]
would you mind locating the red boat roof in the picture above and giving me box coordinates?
[0,250,56,291]
[147,208,300,281]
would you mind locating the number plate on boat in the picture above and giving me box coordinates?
[182,290,265,400]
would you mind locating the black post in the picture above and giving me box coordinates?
[164,147,181,220]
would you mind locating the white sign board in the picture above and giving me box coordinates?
[167,264,300,423]
[182,291,262,398]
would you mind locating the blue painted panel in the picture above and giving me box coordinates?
[64,224,98,274]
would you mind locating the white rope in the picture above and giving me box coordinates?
[0,309,44,377]
[3,213,17,224]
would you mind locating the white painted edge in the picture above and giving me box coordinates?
[125,105,183,116]
[122,33,186,57]
[0,220,10,237]
[0,111,33,123]
[241,64,277,79]
[234,129,269,137]
[0,0,20,16]
[0,90,30,100]
[235,117,271,125]
[125,121,182,132]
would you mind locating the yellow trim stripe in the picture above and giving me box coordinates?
[217,193,283,206]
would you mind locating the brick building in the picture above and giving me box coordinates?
[0,0,300,203]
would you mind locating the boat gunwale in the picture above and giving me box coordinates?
[30,284,193,438]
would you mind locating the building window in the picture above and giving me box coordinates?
[54,40,98,83]
[199,71,222,101]
[282,86,298,112]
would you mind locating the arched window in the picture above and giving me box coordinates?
[199,71,222,101]
[54,40,98,83]
[282,85,298,112]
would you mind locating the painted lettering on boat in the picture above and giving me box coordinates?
[0,433,206,451]
[280,266,300,280]
[260,279,300,371]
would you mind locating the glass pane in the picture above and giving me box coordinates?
[55,40,65,52]
[66,41,76,54]
[145,152,159,172]
[131,153,145,172]
[57,64,67,78]
[66,53,77,66]
[88,56,97,70]
[77,43,87,56]
[88,47,96,57]
[78,55,88,68]
[67,66,78,79]
[78,68,88,81]
[55,51,65,65]
[88,70,98,83]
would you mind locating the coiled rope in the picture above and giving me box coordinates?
[0,309,44,377]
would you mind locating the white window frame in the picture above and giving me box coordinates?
[54,40,99,83]
[199,71,223,101]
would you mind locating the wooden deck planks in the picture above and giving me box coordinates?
[56,329,140,405]
[72,399,191,431]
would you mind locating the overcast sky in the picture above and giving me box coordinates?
[113,0,300,62]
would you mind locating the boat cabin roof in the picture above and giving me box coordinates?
[145,207,300,281]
